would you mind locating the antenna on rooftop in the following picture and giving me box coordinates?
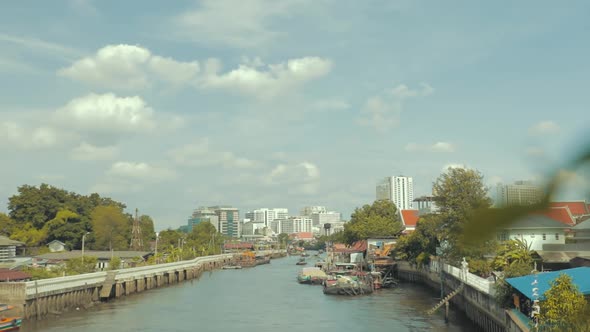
[130,208,143,251]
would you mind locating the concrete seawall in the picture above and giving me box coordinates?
[396,261,526,332]
[0,250,286,321]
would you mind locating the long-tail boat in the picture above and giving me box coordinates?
[0,304,21,331]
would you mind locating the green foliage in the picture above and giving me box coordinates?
[22,267,64,280]
[277,233,290,249]
[109,256,121,270]
[65,256,98,274]
[158,229,183,248]
[342,200,403,244]
[139,215,156,250]
[393,214,441,263]
[468,259,492,277]
[491,239,534,271]
[91,205,130,251]
[44,209,90,250]
[433,167,495,261]
[0,212,16,236]
[538,274,588,331]
[10,223,47,247]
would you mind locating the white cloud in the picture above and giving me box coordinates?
[441,163,467,171]
[58,44,200,89]
[200,56,332,99]
[173,0,305,48]
[70,142,119,161]
[529,120,560,136]
[0,122,64,149]
[405,141,455,152]
[169,139,258,169]
[0,33,82,61]
[107,161,176,182]
[55,93,155,134]
[358,83,433,132]
[265,161,320,194]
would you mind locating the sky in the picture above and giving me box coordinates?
[1,0,589,230]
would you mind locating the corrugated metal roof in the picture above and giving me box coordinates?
[506,267,590,300]
[0,236,24,246]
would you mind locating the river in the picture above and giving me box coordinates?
[22,254,479,331]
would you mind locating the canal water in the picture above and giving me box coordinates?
[22,254,479,331]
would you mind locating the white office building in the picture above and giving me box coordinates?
[311,211,341,226]
[270,216,312,235]
[376,176,414,210]
[245,208,289,227]
[496,181,543,207]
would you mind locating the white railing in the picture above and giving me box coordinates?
[25,272,107,297]
[23,254,235,297]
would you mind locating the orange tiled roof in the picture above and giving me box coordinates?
[291,232,314,239]
[536,207,575,226]
[332,241,367,253]
[550,201,589,216]
[400,210,419,227]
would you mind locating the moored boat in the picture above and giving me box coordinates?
[322,273,374,296]
[297,267,328,285]
[0,304,21,331]
[222,265,242,269]
[296,258,307,265]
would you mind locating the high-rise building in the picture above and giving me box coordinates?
[413,196,439,215]
[300,206,327,216]
[245,208,288,227]
[187,207,219,232]
[310,211,341,226]
[271,216,312,234]
[496,181,543,207]
[210,206,240,238]
[376,176,414,210]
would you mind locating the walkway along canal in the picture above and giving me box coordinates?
[0,250,285,321]
[20,253,477,332]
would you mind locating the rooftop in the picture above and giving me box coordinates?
[504,215,569,230]
[506,267,590,300]
[534,207,575,226]
[549,201,589,216]
[400,209,419,228]
[0,236,24,247]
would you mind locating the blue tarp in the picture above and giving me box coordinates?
[506,267,590,300]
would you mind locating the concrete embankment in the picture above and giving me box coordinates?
[396,261,526,332]
[0,250,286,321]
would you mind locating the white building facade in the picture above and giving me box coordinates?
[376,176,414,210]
[310,211,341,226]
[245,208,289,227]
[271,217,312,235]
[496,181,543,207]
[496,215,567,251]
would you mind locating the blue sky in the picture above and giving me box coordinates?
[1,0,589,230]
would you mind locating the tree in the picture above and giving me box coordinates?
[538,274,588,331]
[91,205,130,251]
[186,222,223,256]
[8,184,70,228]
[139,215,156,250]
[44,209,90,250]
[109,256,121,270]
[65,257,98,274]
[433,167,494,260]
[277,233,289,249]
[393,214,441,265]
[10,223,47,247]
[0,213,16,236]
[491,239,534,272]
[342,200,403,244]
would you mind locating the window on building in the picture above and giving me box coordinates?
[542,233,546,240]
[555,233,559,240]
[498,232,508,241]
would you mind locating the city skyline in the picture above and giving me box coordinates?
[1,1,589,230]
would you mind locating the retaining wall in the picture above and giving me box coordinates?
[0,251,288,320]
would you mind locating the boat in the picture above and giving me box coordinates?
[296,258,307,266]
[297,267,328,285]
[322,273,374,296]
[222,265,242,269]
[0,304,21,331]
[301,252,309,257]
[255,256,271,265]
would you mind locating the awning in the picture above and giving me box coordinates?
[506,267,590,300]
